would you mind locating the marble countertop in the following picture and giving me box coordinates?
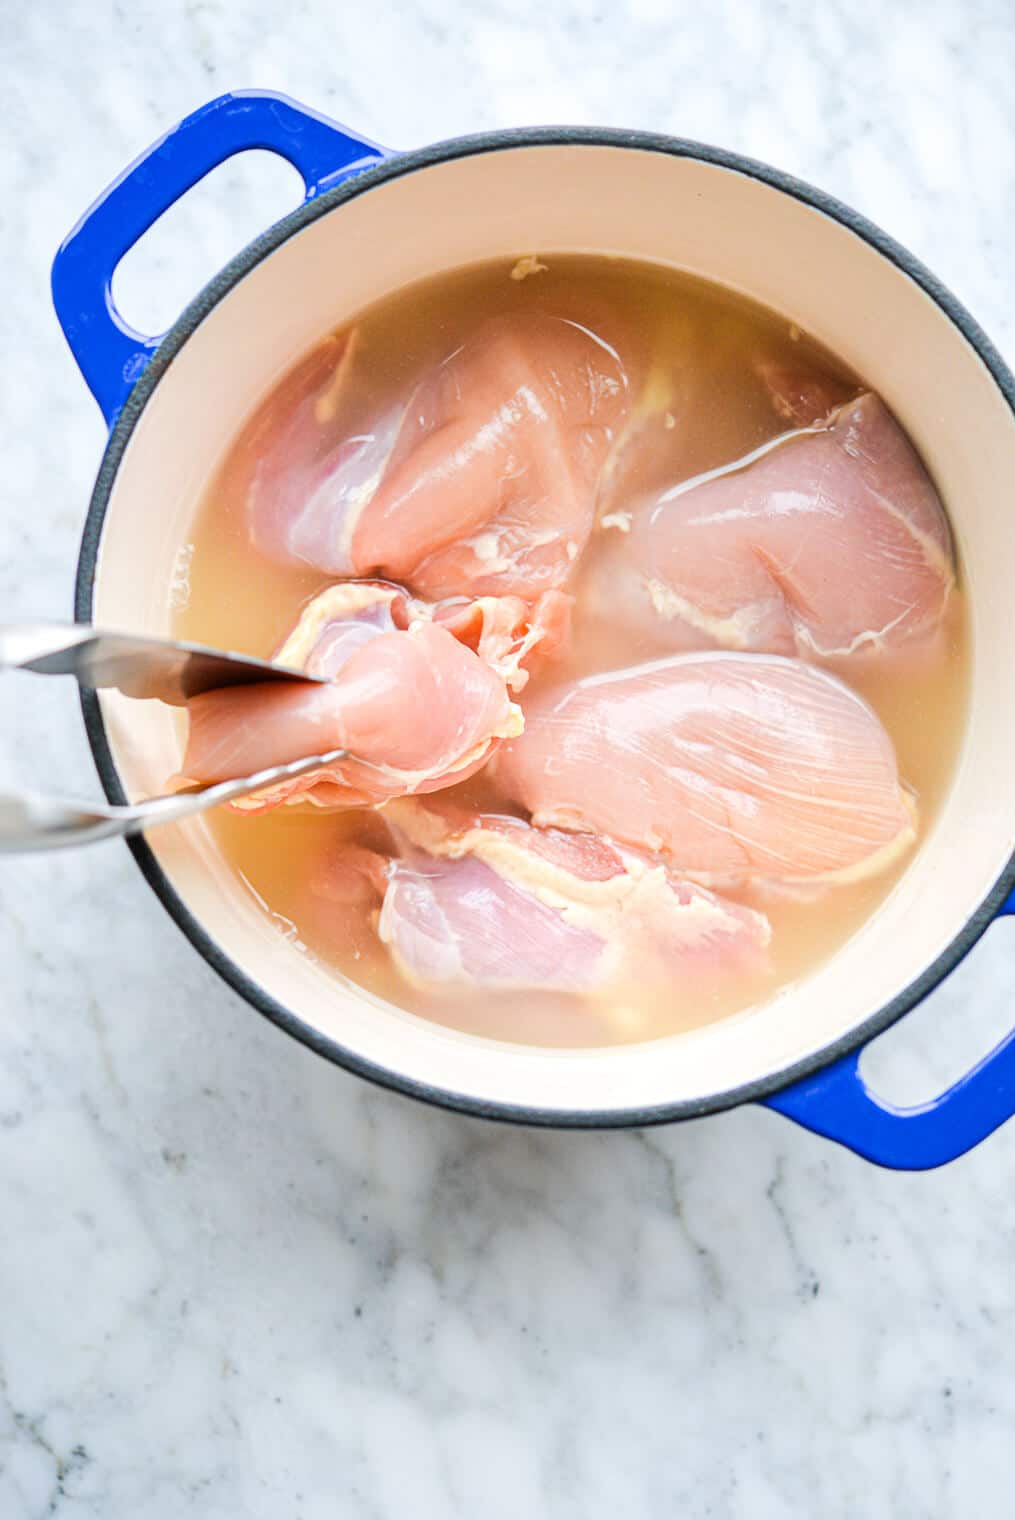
[3,2,1015,1514]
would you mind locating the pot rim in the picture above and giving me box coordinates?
[74,124,1015,1129]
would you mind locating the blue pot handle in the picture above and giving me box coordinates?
[51,90,388,425]
[764,887,1015,1169]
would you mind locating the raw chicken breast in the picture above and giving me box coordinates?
[182,622,521,813]
[244,330,400,577]
[494,653,916,887]
[383,854,608,994]
[248,314,629,601]
[584,393,954,660]
[321,797,769,998]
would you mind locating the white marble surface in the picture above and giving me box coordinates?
[3,2,1015,1514]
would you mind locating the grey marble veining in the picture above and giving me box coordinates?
[3,2,1015,1515]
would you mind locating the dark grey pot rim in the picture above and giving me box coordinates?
[74,124,1015,1130]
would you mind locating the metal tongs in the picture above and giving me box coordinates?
[0,622,345,853]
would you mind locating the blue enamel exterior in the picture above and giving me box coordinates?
[763,886,1015,1168]
[51,90,1015,1168]
[51,90,387,425]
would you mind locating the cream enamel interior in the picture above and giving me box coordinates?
[89,143,1015,1116]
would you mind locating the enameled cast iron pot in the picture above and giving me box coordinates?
[53,90,1015,1170]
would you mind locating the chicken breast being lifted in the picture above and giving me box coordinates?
[182,620,520,814]
[249,313,630,603]
[583,392,954,661]
[493,652,916,889]
[316,796,770,999]
[182,572,575,813]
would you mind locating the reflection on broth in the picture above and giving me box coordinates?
[174,254,969,1048]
